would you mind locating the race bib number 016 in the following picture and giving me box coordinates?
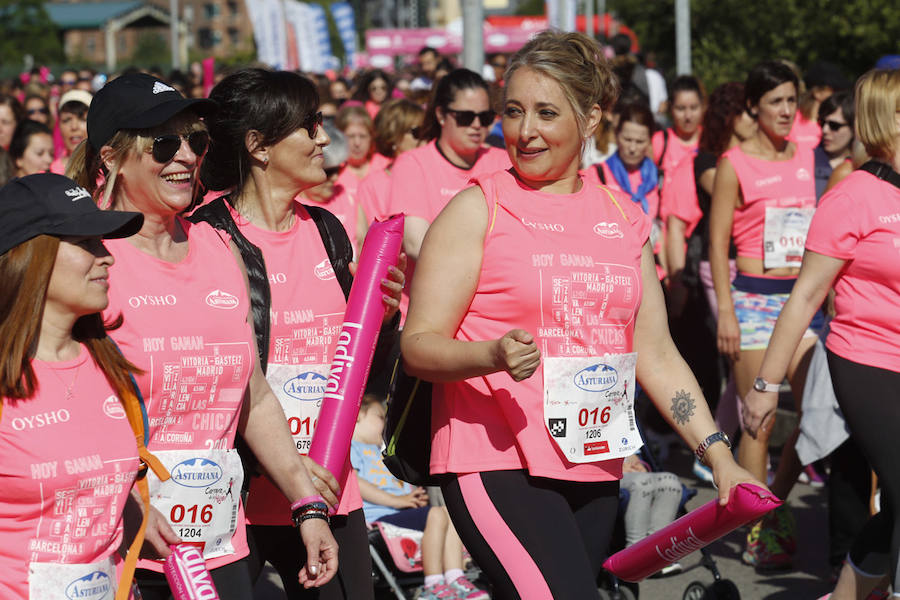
[543,353,643,463]
[763,206,814,269]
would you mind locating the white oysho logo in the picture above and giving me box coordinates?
[205,289,239,309]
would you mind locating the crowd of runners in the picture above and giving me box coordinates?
[1,28,899,600]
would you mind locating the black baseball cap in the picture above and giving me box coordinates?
[0,173,143,256]
[87,72,216,151]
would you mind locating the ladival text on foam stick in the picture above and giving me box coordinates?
[309,215,404,500]
[603,483,781,582]
[163,544,220,599]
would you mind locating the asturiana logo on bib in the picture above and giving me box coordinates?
[314,258,336,280]
[205,289,239,309]
[593,222,624,239]
[65,571,112,600]
[284,371,328,401]
[102,395,126,419]
[171,458,223,488]
[574,363,618,392]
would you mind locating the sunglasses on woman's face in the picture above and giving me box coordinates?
[301,111,324,138]
[27,107,49,116]
[445,108,496,127]
[151,130,210,163]
[819,119,848,131]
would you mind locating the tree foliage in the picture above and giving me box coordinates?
[0,0,64,68]
[607,0,900,90]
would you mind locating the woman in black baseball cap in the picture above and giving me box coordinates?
[67,73,339,599]
[0,173,152,598]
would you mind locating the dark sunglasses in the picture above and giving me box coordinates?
[445,108,496,127]
[27,107,50,115]
[60,78,77,86]
[301,111,324,138]
[819,119,848,131]
[151,130,210,163]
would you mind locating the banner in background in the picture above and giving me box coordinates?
[330,2,357,70]
[243,0,287,68]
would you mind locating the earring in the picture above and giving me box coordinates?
[263,156,269,165]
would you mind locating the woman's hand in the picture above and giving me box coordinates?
[494,329,541,381]
[706,444,770,505]
[347,253,407,325]
[622,454,648,473]
[140,504,182,559]
[741,389,778,440]
[716,309,741,361]
[296,519,339,588]
[299,455,341,510]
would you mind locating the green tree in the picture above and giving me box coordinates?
[0,0,64,68]
[608,0,900,90]
[128,30,170,68]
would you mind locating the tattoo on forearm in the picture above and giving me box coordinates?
[671,390,696,425]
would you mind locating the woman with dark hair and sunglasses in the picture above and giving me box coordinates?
[387,68,509,260]
[0,173,147,599]
[709,60,818,571]
[67,72,339,599]
[194,67,404,600]
[814,90,855,200]
[351,69,393,120]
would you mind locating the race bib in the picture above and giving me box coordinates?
[763,206,814,269]
[29,557,116,600]
[149,448,243,559]
[543,353,643,463]
[265,363,329,454]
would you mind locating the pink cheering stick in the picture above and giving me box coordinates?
[164,544,220,599]
[308,215,404,505]
[604,483,781,582]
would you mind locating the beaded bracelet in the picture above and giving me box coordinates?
[291,500,329,528]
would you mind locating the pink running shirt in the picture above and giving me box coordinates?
[430,170,651,481]
[358,166,392,223]
[805,170,900,372]
[789,113,822,149]
[387,140,511,222]
[724,144,815,260]
[105,217,254,572]
[652,128,700,178]
[226,202,363,524]
[0,347,138,599]
[661,154,703,237]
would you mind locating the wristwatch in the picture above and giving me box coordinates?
[694,431,732,465]
[753,377,781,393]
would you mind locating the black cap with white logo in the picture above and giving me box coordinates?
[87,72,216,151]
[0,173,143,256]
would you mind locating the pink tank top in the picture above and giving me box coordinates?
[226,202,363,524]
[430,170,651,481]
[788,113,822,149]
[358,166,392,223]
[387,140,511,222]
[105,218,254,571]
[0,347,139,598]
[725,144,815,260]
[652,128,700,177]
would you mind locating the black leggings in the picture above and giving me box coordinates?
[248,508,374,600]
[828,351,899,583]
[441,470,619,600]
[135,554,254,600]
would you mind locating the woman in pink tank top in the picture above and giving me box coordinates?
[652,75,704,183]
[0,173,146,599]
[709,61,819,570]
[402,31,761,600]
[194,67,405,600]
[67,73,338,599]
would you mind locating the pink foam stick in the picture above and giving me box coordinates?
[163,544,220,599]
[603,483,781,582]
[308,215,404,498]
